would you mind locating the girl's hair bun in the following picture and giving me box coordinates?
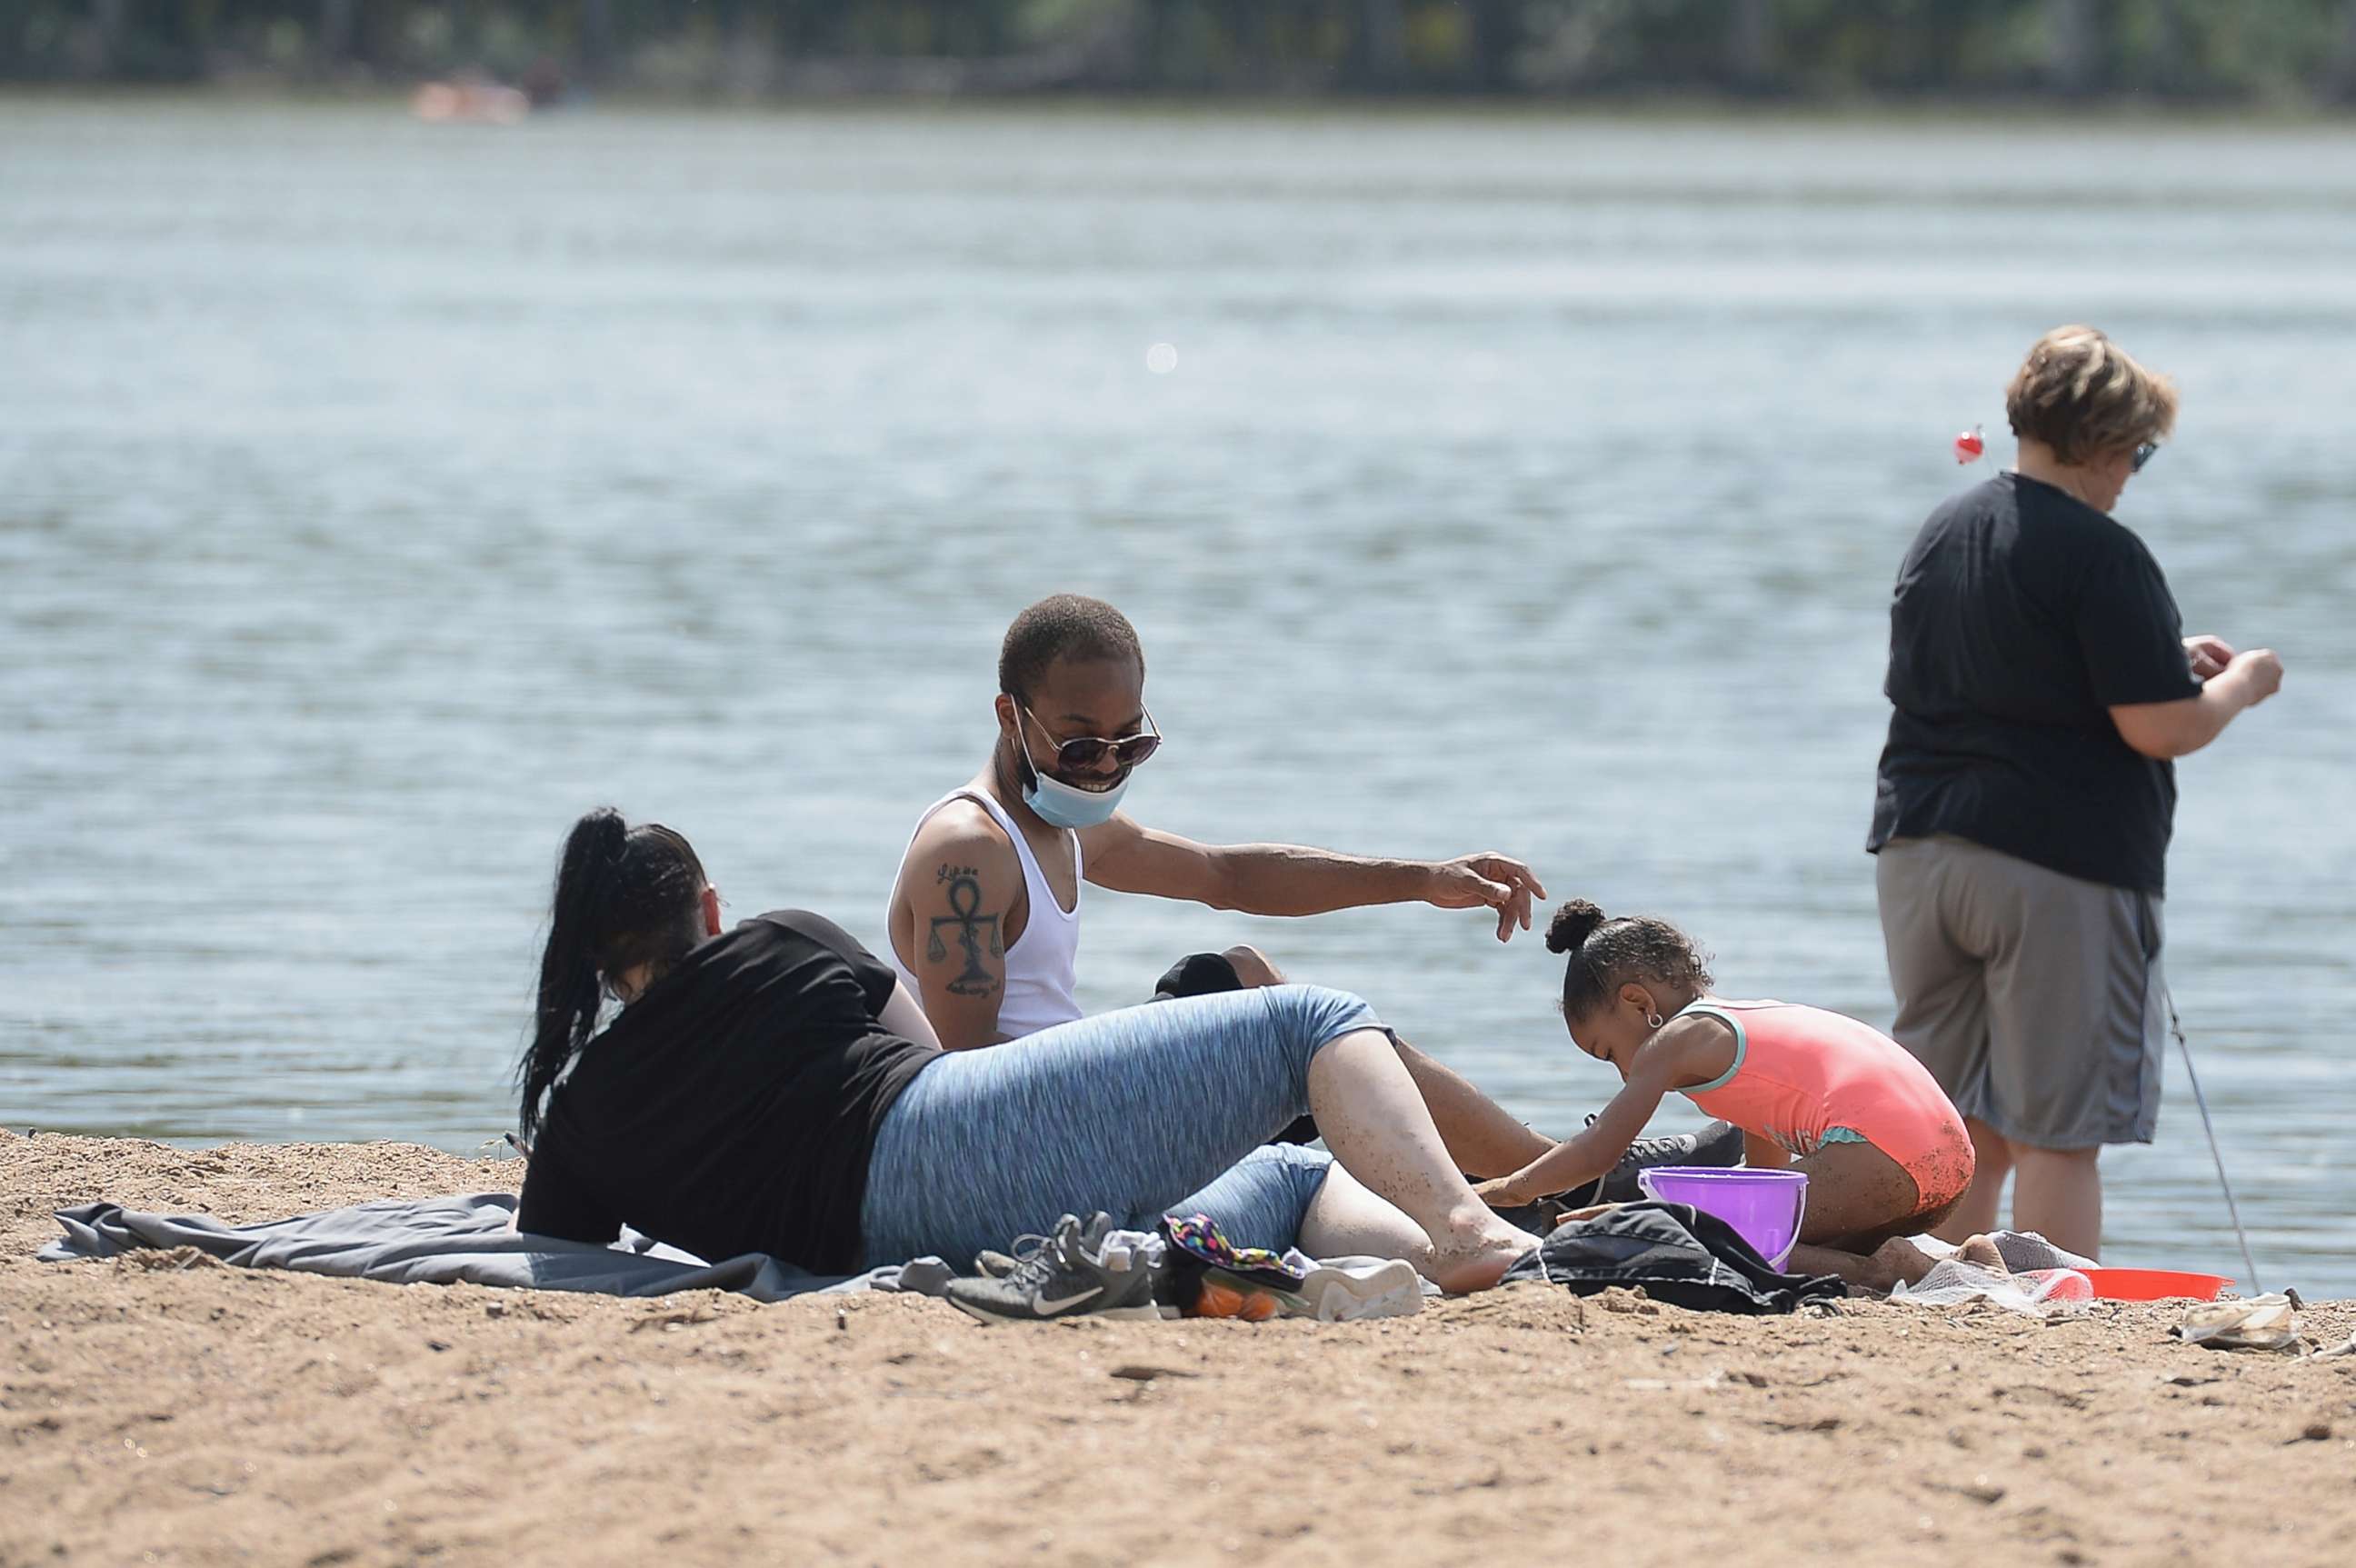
[1545,899,1607,954]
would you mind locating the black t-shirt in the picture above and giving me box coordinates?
[1869,473,2203,894]
[516,910,939,1273]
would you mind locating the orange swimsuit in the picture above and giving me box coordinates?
[1676,998,1975,1213]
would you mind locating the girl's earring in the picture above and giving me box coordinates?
[1645,1011,1665,1031]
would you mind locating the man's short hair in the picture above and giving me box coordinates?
[998,595,1144,701]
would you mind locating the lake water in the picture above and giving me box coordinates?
[3,99,2351,1292]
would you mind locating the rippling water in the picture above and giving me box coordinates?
[3,99,2351,1291]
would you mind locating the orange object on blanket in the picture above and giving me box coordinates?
[1191,1277,1280,1320]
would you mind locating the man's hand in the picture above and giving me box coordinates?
[2183,634,2236,681]
[1425,854,1548,942]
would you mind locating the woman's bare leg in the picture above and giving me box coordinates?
[1307,1028,1535,1291]
[1295,1164,1434,1269]
[1220,950,1555,1179]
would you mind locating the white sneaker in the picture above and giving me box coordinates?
[1281,1256,1424,1322]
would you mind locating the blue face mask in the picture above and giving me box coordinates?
[1011,705,1143,829]
[1022,763,1133,829]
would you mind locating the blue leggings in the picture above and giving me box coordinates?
[857,985,1379,1268]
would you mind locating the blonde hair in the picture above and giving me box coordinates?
[2004,325,2179,466]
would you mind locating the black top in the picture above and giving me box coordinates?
[1869,473,2203,894]
[516,910,939,1273]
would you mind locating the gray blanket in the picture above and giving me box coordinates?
[38,1193,953,1303]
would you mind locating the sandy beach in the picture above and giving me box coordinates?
[4,1130,2351,1568]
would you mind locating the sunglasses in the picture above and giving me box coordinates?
[2131,441,2161,474]
[1018,704,1163,772]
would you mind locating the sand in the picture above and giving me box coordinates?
[5,1131,2352,1568]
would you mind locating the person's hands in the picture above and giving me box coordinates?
[1472,1174,1532,1207]
[1551,1203,1623,1229]
[1425,854,1548,942]
[2183,634,2236,681]
[2226,647,2284,708]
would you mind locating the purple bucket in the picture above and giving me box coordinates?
[1636,1166,1809,1268]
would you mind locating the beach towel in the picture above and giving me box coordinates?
[1502,1201,1845,1314]
[38,1192,953,1303]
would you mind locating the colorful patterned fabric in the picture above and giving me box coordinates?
[1159,1212,1310,1290]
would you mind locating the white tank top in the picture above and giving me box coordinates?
[889,788,1083,1038]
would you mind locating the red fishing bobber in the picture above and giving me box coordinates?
[1952,425,1985,464]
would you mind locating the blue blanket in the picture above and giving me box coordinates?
[39,1192,953,1303]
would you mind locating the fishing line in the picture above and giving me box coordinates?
[2162,990,2261,1294]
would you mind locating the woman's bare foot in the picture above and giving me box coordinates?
[1425,1216,1539,1293]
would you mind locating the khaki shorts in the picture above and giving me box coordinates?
[1875,835,2166,1150]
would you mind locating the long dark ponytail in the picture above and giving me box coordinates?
[519,808,710,1141]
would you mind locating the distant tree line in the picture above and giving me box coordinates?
[7,1,2356,103]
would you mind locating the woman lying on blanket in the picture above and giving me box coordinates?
[510,809,1533,1313]
[1472,902,1976,1290]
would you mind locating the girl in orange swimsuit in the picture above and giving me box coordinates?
[1473,901,1974,1287]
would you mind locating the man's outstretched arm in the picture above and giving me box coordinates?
[1079,815,1546,942]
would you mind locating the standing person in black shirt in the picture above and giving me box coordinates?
[512,809,1534,1294]
[1869,325,2283,1259]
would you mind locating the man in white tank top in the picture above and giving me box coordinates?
[884,594,1746,1193]
[885,594,1547,1051]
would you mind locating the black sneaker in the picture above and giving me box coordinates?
[943,1213,1166,1325]
[1558,1118,1748,1208]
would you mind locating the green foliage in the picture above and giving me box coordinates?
[2,0,2351,101]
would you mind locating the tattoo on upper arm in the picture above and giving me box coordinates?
[925,863,1003,997]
